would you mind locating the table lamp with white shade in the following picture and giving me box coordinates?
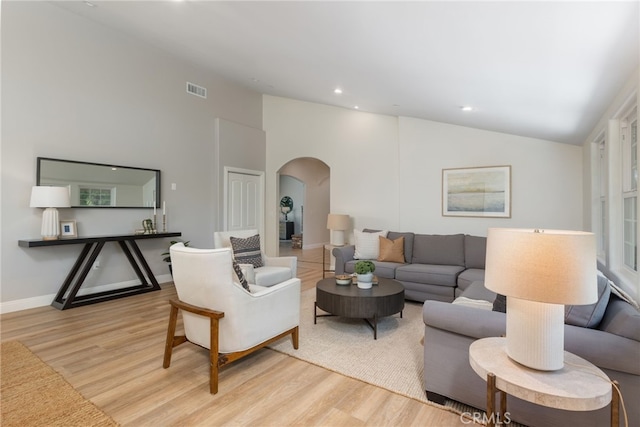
[30,186,71,240]
[484,228,597,371]
[326,214,350,246]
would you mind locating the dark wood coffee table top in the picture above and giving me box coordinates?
[314,277,405,339]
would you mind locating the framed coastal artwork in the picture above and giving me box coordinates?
[442,165,511,218]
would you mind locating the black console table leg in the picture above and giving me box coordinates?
[122,240,161,288]
[52,242,104,310]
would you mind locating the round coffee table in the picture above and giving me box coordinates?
[314,277,405,339]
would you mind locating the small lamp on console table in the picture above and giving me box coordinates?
[30,186,71,240]
[484,228,596,371]
[327,214,350,246]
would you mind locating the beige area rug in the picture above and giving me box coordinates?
[269,288,469,415]
[1,341,118,427]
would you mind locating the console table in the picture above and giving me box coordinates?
[19,232,181,310]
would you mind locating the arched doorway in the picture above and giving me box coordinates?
[278,158,330,250]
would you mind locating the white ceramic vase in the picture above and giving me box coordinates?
[356,273,373,289]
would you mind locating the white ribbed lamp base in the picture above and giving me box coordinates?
[331,230,346,246]
[506,297,565,371]
[41,207,60,240]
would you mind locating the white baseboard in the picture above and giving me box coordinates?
[0,275,172,314]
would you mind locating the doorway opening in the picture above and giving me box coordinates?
[277,158,330,251]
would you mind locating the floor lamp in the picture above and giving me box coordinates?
[484,228,597,371]
[30,186,71,240]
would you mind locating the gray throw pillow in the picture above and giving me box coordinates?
[232,259,250,292]
[230,234,264,268]
[492,294,507,313]
[564,274,611,328]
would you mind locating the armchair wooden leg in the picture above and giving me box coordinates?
[292,326,299,350]
[163,304,180,368]
[209,316,221,394]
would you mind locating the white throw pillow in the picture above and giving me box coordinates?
[353,229,388,259]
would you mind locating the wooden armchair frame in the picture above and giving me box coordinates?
[163,298,299,394]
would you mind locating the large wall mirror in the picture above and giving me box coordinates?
[37,157,160,208]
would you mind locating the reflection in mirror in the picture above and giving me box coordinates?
[37,157,160,208]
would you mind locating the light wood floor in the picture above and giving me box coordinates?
[1,244,472,426]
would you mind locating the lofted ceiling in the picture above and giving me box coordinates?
[52,0,639,146]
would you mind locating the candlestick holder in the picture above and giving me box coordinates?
[163,214,167,232]
[153,214,158,234]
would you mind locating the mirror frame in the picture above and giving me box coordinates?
[36,157,161,209]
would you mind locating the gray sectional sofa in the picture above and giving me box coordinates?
[332,232,486,302]
[423,275,640,427]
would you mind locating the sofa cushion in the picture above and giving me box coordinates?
[230,234,263,268]
[378,236,405,263]
[460,280,496,302]
[464,235,486,269]
[457,268,486,291]
[412,234,465,267]
[599,296,640,341]
[354,229,388,259]
[396,263,465,287]
[564,274,611,328]
[254,266,293,287]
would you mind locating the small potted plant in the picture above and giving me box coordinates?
[354,260,375,289]
[162,240,189,275]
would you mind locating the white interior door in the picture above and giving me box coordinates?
[226,170,263,234]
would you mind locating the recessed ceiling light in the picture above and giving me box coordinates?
[334,88,343,95]
[354,106,359,110]
[461,106,474,112]
[84,1,96,7]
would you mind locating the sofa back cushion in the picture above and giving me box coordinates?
[412,233,465,267]
[464,235,487,269]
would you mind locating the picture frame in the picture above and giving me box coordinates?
[60,220,78,238]
[442,165,511,218]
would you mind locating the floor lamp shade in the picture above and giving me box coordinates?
[327,214,350,246]
[484,228,597,370]
[30,186,71,240]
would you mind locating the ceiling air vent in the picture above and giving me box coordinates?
[186,82,207,99]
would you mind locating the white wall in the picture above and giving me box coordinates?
[263,96,400,254]
[399,117,583,235]
[1,2,262,311]
[264,96,584,254]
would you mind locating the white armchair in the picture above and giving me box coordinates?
[213,229,297,287]
[163,243,300,394]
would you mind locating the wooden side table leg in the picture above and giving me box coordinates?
[611,380,619,427]
[499,389,507,426]
[487,372,496,427]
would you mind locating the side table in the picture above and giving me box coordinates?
[469,337,617,427]
[323,244,339,278]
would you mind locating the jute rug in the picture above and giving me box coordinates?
[269,288,470,415]
[1,341,118,427]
